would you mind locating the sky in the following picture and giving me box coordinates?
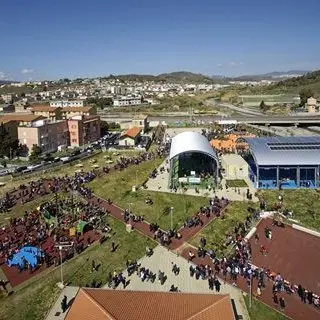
[0,0,320,80]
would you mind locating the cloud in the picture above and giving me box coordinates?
[229,61,236,66]
[239,61,244,65]
[217,63,223,68]
[0,71,8,80]
[21,68,34,74]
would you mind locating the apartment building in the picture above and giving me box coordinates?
[30,105,62,121]
[67,115,100,147]
[1,94,12,103]
[50,100,84,108]
[0,120,18,143]
[0,114,46,126]
[18,120,69,154]
[61,106,96,119]
[113,96,142,107]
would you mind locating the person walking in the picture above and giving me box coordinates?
[279,297,285,310]
[61,295,68,313]
[273,292,278,306]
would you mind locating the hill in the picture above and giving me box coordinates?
[107,71,214,83]
[157,71,214,83]
[268,69,320,95]
[231,70,309,81]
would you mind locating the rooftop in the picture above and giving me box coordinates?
[65,288,234,320]
[30,105,61,112]
[0,113,46,123]
[170,131,218,161]
[121,126,141,139]
[62,106,94,112]
[244,136,320,166]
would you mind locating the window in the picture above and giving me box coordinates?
[72,139,77,143]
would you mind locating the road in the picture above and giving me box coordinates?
[100,114,320,125]
[205,99,265,116]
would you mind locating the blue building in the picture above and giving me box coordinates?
[243,136,320,189]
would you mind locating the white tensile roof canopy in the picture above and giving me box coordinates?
[169,131,218,162]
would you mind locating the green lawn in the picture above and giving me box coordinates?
[244,295,289,320]
[190,201,258,257]
[0,218,155,320]
[226,179,248,188]
[0,151,141,197]
[258,189,320,231]
[89,159,209,230]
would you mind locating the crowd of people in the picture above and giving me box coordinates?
[190,211,320,311]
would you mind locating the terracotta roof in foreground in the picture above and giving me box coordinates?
[65,289,234,320]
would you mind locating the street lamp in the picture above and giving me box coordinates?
[55,241,74,289]
[170,207,174,231]
[128,202,133,225]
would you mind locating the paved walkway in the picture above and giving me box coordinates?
[146,158,258,202]
[104,245,250,320]
[46,286,79,320]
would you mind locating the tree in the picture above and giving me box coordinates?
[29,144,42,163]
[259,100,268,111]
[299,88,314,107]
[0,124,19,158]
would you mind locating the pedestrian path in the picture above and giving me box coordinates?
[106,245,250,320]
[46,286,80,320]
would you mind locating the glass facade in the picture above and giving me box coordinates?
[250,162,320,189]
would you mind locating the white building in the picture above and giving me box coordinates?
[1,94,12,103]
[50,100,84,108]
[113,96,142,107]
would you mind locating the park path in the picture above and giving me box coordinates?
[88,193,227,251]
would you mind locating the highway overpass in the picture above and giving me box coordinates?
[100,114,320,126]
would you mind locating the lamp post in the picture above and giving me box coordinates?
[55,242,74,289]
[170,207,174,231]
[128,202,133,225]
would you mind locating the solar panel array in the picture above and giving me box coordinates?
[267,142,320,151]
[243,136,320,166]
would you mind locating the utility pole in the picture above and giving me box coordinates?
[55,192,59,225]
[170,207,174,231]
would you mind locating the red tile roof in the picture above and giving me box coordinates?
[65,289,234,320]
[121,126,141,139]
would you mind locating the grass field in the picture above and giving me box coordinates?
[226,180,248,188]
[0,151,141,198]
[0,218,155,320]
[258,189,320,231]
[190,201,258,257]
[239,94,297,107]
[244,295,289,320]
[89,159,208,230]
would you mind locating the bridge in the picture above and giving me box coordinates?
[100,114,320,126]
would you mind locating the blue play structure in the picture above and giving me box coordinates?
[7,246,43,269]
